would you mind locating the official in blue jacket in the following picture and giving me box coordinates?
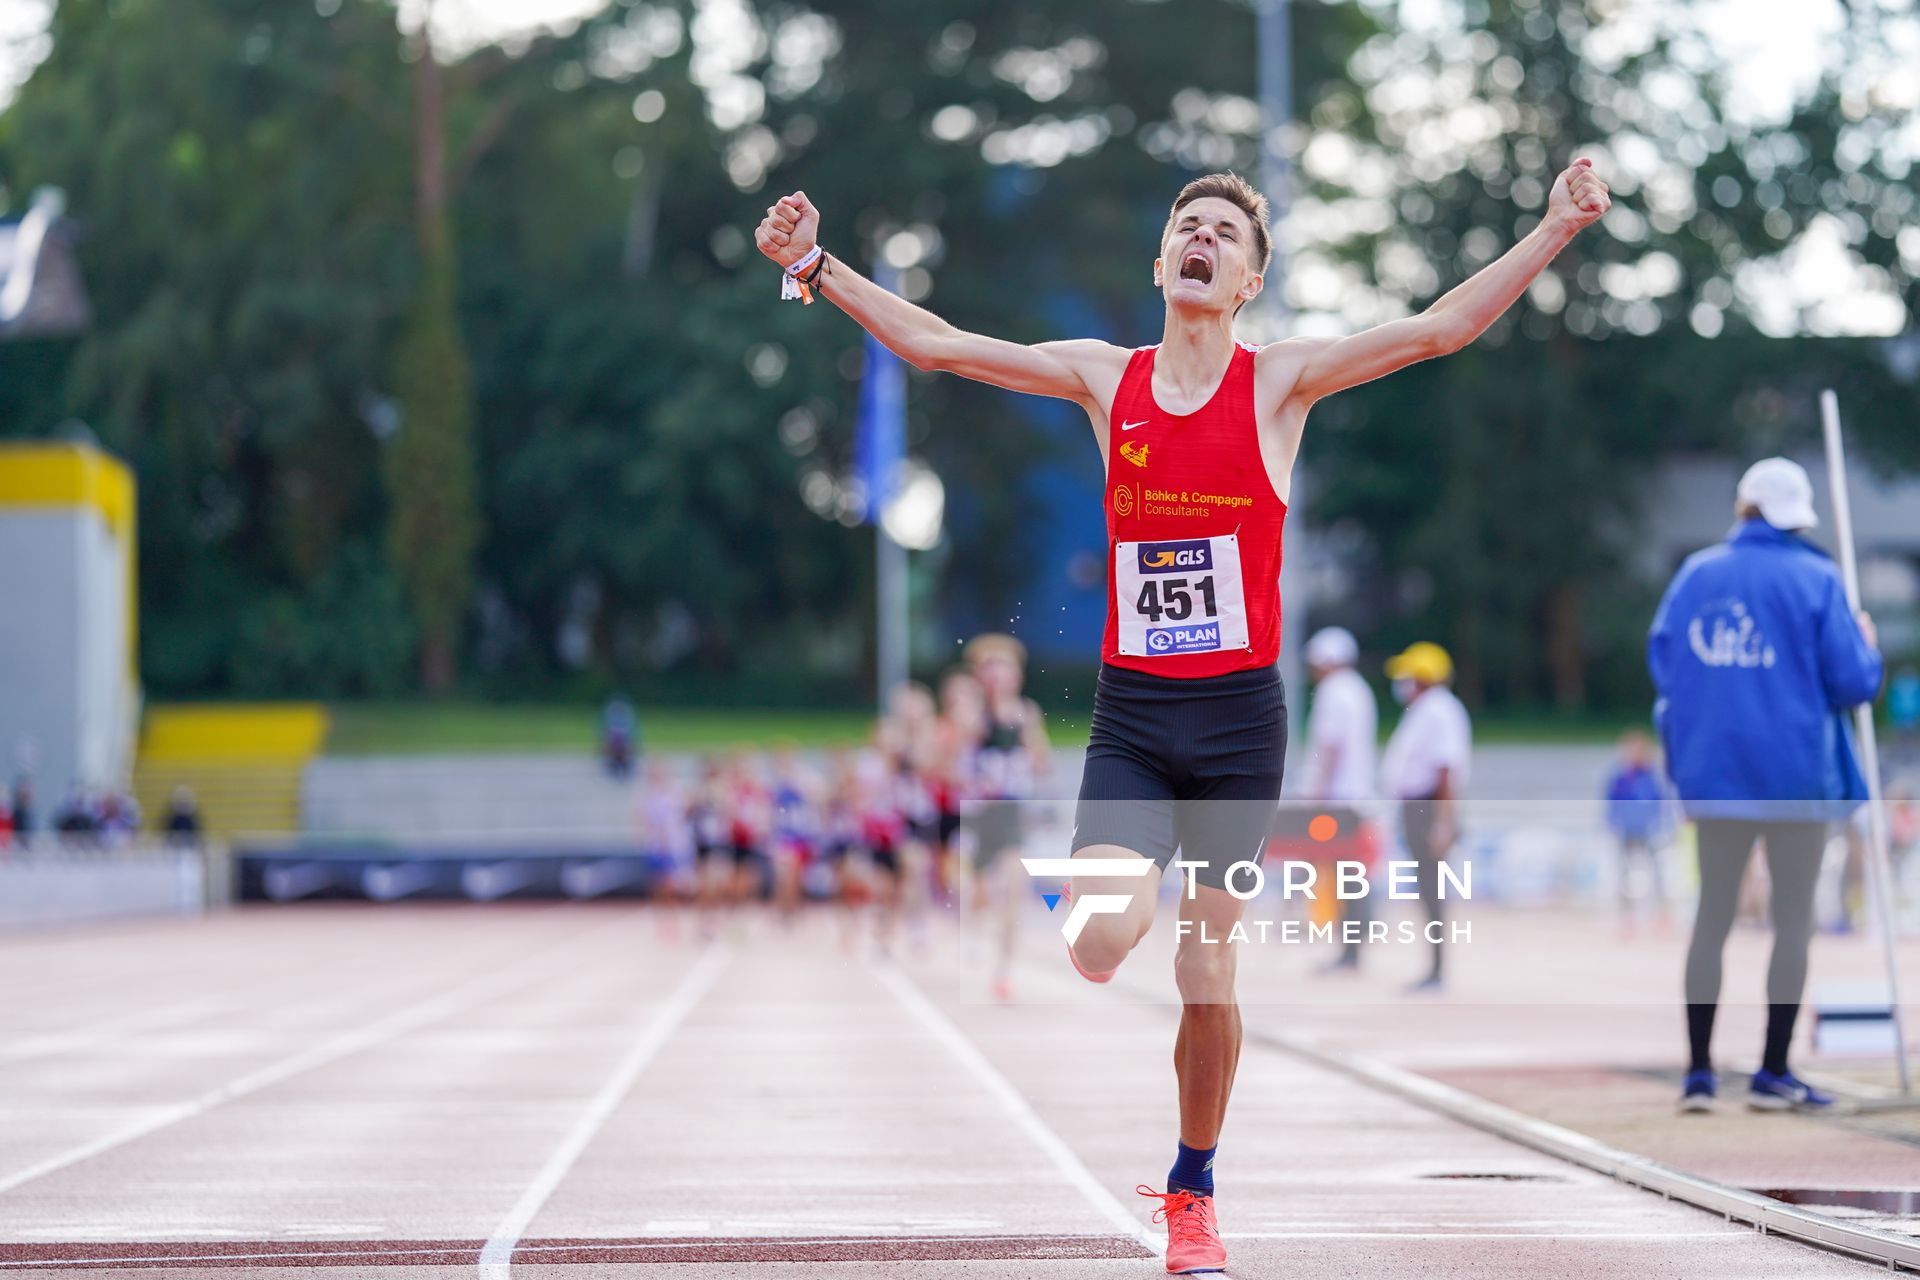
[1648,457,1882,1115]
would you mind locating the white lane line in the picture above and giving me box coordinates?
[874,964,1163,1259]
[0,919,619,1197]
[475,942,730,1279]
[1221,1231,1742,1239]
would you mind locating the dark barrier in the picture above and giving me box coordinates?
[235,843,675,903]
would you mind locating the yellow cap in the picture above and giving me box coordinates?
[1385,641,1453,685]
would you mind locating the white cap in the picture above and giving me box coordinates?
[1737,457,1818,532]
[1305,626,1359,669]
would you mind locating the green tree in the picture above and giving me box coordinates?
[0,0,416,695]
[6,0,1911,708]
[1299,0,1919,709]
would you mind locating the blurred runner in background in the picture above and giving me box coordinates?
[768,748,821,926]
[879,683,942,952]
[817,750,867,950]
[853,742,906,954]
[934,667,986,909]
[963,634,1050,1002]
[637,759,695,938]
[726,752,773,916]
[690,756,733,938]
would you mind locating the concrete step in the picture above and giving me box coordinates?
[304,754,640,839]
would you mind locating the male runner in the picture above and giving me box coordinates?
[757,160,1609,1273]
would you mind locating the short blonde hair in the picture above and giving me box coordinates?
[964,633,1026,670]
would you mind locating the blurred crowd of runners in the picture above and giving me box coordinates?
[629,634,1048,994]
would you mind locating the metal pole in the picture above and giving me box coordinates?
[1258,0,1305,752]
[877,520,908,709]
[871,263,910,711]
[1257,0,1293,286]
[1820,387,1911,1095]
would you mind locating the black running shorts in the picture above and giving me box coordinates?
[1071,662,1286,892]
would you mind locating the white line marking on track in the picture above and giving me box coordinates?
[1220,1231,1743,1240]
[0,919,622,1197]
[476,942,730,1279]
[873,964,1164,1259]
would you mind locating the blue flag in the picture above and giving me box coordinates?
[852,263,905,524]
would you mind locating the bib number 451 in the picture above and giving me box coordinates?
[1134,575,1217,623]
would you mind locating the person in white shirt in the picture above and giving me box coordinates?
[1303,627,1379,971]
[1379,642,1472,991]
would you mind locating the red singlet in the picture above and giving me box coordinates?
[1100,341,1288,678]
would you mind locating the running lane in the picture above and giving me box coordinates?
[0,907,1891,1278]
[0,906,709,1245]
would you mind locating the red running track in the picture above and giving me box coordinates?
[0,904,1890,1278]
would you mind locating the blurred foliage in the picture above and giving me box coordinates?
[0,0,1912,709]
[1298,0,1919,709]
[386,241,480,693]
[0,0,411,695]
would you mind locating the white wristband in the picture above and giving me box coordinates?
[785,245,823,277]
[780,246,825,303]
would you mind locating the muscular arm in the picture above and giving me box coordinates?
[756,192,1123,413]
[1282,159,1611,408]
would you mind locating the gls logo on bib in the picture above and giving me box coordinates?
[1137,540,1212,574]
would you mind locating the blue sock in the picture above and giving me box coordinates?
[1168,1142,1216,1197]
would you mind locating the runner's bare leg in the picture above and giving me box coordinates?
[1174,882,1245,1145]
[1067,844,1160,974]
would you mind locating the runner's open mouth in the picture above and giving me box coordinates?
[1179,253,1213,284]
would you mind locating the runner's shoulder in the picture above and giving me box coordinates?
[1036,337,1132,376]
[1251,335,1333,388]
[1033,339,1134,413]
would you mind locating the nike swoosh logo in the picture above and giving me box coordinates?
[1120,420,1149,431]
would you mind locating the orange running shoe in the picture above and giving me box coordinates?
[1138,1185,1227,1274]
[1060,882,1117,983]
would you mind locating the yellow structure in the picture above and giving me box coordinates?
[0,442,140,802]
[135,705,330,837]
[1,446,329,837]
[0,443,136,657]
